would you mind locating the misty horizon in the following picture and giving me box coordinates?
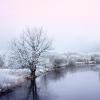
[0,0,100,53]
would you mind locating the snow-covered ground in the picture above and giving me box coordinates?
[0,69,31,93]
[0,67,47,93]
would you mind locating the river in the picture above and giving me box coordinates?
[0,65,100,100]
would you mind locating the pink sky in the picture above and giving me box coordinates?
[0,0,100,52]
[0,0,100,24]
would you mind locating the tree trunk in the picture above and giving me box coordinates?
[30,65,36,78]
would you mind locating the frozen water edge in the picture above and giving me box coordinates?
[0,64,98,95]
[0,67,50,94]
[0,69,28,94]
[0,62,98,94]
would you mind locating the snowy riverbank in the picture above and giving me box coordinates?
[0,67,52,94]
[0,63,98,95]
[0,69,29,94]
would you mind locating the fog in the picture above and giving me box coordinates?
[0,0,100,53]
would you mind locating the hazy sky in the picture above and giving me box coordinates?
[0,0,100,53]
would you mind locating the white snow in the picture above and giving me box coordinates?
[0,69,30,92]
[0,68,47,92]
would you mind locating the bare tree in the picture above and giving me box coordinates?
[9,28,52,77]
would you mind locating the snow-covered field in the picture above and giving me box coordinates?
[0,68,47,93]
[0,69,31,93]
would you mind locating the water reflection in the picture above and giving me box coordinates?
[40,65,96,83]
[42,68,67,81]
[26,79,39,100]
[1,65,100,100]
[0,78,39,100]
[99,72,100,82]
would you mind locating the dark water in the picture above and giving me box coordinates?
[1,65,100,100]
